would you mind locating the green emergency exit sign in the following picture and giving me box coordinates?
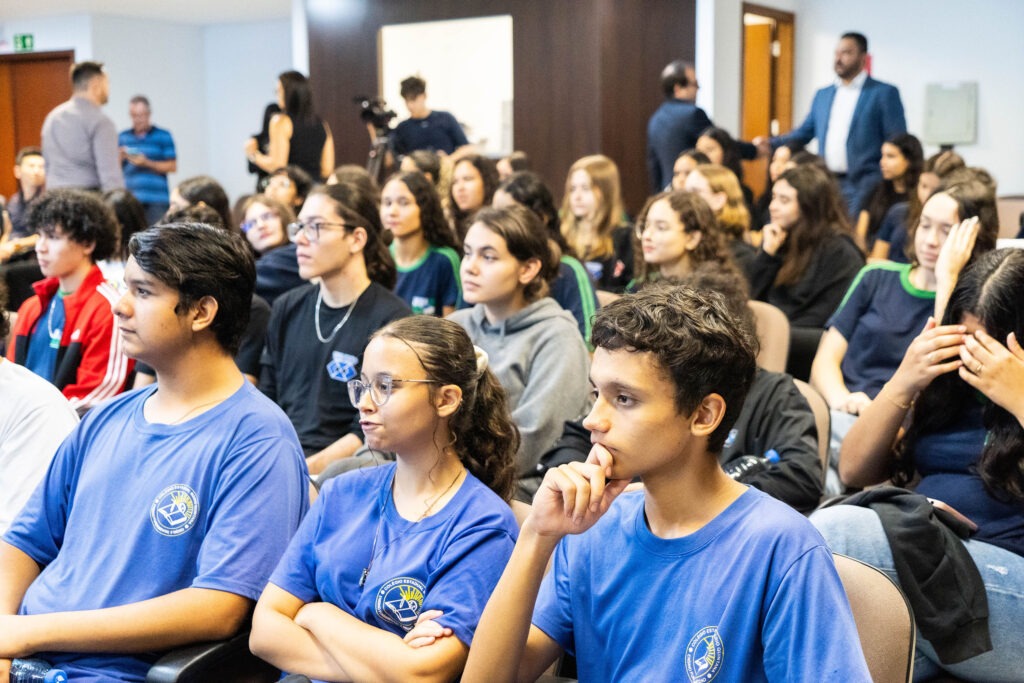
[14,34,35,52]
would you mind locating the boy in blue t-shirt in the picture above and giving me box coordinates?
[460,285,870,682]
[0,223,309,682]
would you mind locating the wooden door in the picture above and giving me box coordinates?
[0,51,74,199]
[740,5,794,204]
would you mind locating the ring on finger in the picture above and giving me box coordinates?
[976,363,984,375]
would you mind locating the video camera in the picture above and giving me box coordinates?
[354,96,397,132]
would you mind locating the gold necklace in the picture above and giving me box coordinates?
[157,395,226,425]
[358,467,466,588]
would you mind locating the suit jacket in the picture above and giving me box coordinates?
[646,98,712,191]
[773,76,906,207]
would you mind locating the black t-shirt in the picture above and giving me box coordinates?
[260,282,411,454]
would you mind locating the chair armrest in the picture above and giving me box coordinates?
[145,630,279,683]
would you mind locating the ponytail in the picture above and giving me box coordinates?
[373,317,518,500]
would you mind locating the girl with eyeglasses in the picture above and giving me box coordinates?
[237,193,305,306]
[450,205,590,500]
[382,171,462,317]
[251,316,519,682]
[629,190,738,292]
[261,183,410,476]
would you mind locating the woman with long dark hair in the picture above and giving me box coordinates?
[631,190,737,290]
[448,154,499,242]
[261,182,407,475]
[252,315,519,681]
[246,71,335,181]
[382,170,461,317]
[812,248,1024,681]
[855,133,924,251]
[451,206,590,499]
[748,165,864,327]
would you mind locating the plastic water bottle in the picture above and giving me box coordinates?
[724,449,781,482]
[9,659,68,683]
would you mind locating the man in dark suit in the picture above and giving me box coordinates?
[646,61,711,192]
[755,33,906,216]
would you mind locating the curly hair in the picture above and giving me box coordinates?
[374,316,518,501]
[28,189,118,262]
[895,249,1024,501]
[384,171,458,250]
[591,284,757,453]
[632,190,737,286]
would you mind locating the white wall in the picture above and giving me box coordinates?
[790,0,1024,195]
[1,13,292,204]
[0,14,92,55]
[701,0,1024,194]
[91,15,207,193]
[380,16,514,156]
[203,19,293,201]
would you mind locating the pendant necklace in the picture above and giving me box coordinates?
[359,467,466,588]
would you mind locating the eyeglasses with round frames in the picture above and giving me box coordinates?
[240,211,278,233]
[347,376,439,408]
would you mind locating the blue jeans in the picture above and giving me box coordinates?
[811,505,1024,681]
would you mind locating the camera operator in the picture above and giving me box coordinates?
[392,75,474,159]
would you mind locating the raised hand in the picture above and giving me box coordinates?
[959,330,1024,424]
[935,216,980,285]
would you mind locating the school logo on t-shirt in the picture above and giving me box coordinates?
[375,576,426,632]
[410,296,436,316]
[326,351,359,382]
[150,484,200,537]
[685,625,724,682]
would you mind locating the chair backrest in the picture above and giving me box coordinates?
[792,378,829,487]
[748,300,790,373]
[996,195,1024,239]
[833,553,915,683]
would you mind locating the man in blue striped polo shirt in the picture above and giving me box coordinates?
[118,96,177,226]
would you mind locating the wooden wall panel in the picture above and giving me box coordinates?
[306,0,695,215]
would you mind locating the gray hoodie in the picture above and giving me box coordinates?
[449,298,591,479]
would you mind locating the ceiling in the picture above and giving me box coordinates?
[0,0,292,25]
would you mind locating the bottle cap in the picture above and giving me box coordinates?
[45,670,69,683]
[764,448,780,463]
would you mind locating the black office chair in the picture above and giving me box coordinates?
[145,630,278,683]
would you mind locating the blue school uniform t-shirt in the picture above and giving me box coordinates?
[827,262,934,398]
[3,382,310,682]
[392,244,461,316]
[532,488,870,682]
[270,463,517,649]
